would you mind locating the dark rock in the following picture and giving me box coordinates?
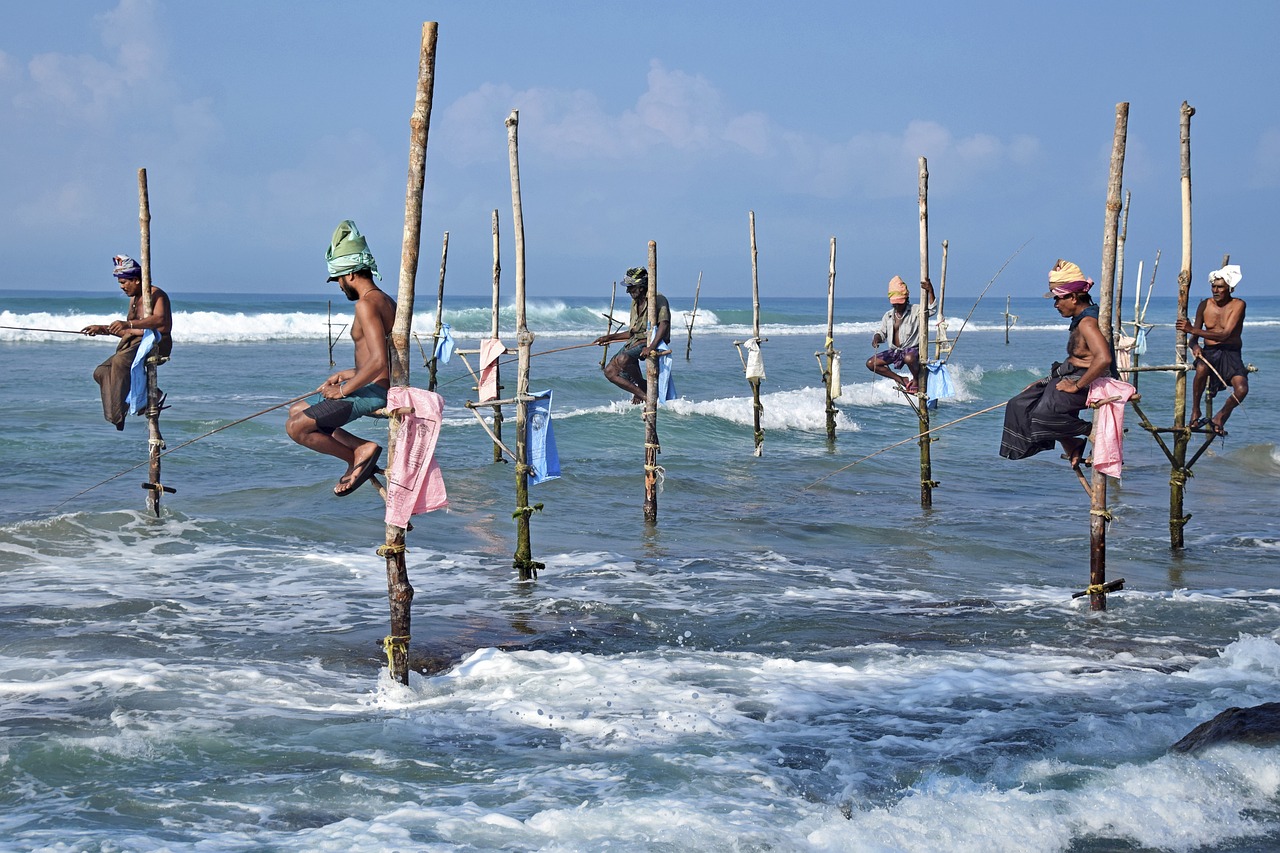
[1170,702,1280,754]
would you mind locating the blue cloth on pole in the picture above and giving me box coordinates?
[925,361,954,404]
[433,323,455,365]
[1134,326,1148,356]
[526,389,561,486]
[656,341,677,404]
[126,330,158,416]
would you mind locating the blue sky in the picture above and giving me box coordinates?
[2,0,1277,300]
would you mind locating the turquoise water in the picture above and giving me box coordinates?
[1,290,1278,851]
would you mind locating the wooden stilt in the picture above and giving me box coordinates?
[685,272,702,361]
[428,232,448,391]
[507,109,542,582]
[489,209,505,464]
[1088,101,1129,612]
[601,281,617,369]
[916,158,934,508]
[136,168,170,517]
[381,21,437,684]
[1171,101,1196,550]
[748,211,764,457]
[1115,191,1131,341]
[933,239,950,361]
[1002,295,1016,345]
[822,237,838,443]
[643,241,660,524]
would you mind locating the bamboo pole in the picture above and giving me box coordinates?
[428,231,448,391]
[1171,101,1196,549]
[1003,296,1015,345]
[136,168,170,517]
[916,157,934,508]
[381,21,436,685]
[507,109,542,581]
[643,241,660,523]
[601,282,617,369]
[934,239,950,360]
[1115,191,1131,340]
[823,237,837,442]
[489,209,505,463]
[1087,101,1128,612]
[748,211,764,457]
[685,271,702,361]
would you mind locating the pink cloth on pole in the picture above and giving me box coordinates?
[478,338,505,402]
[1086,377,1136,480]
[384,386,448,527]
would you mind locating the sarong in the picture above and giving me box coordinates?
[999,363,1090,460]
[1200,344,1246,395]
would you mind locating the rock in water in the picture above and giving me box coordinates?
[1171,703,1280,754]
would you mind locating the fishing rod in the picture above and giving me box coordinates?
[803,400,1010,490]
[0,324,87,334]
[941,238,1032,365]
[50,391,315,511]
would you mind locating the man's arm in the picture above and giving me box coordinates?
[1057,316,1112,392]
[594,330,630,345]
[320,300,388,399]
[639,319,671,358]
[1175,299,1208,351]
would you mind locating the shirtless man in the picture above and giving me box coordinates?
[866,275,936,393]
[1000,259,1112,467]
[594,267,670,403]
[1176,264,1247,436]
[285,220,396,497]
[80,255,174,429]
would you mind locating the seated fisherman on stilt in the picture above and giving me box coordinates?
[1176,263,1247,438]
[80,255,174,430]
[286,220,397,497]
[1000,259,1113,469]
[865,275,935,394]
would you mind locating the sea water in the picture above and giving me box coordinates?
[1,289,1278,852]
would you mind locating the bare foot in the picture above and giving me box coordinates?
[334,443,382,497]
[630,394,644,404]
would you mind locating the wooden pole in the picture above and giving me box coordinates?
[381,21,436,684]
[428,231,448,391]
[685,271,702,361]
[748,211,764,457]
[489,210,504,463]
[643,241,660,523]
[916,157,934,508]
[601,281,617,369]
[1003,295,1014,345]
[507,109,541,581]
[1115,191,1131,340]
[934,239,950,360]
[136,168,169,517]
[1171,101,1196,550]
[1088,101,1128,612]
[823,237,837,442]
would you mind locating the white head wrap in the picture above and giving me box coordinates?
[1208,264,1241,290]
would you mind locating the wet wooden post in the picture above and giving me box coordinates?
[427,231,448,391]
[381,21,436,684]
[136,168,171,516]
[489,210,505,463]
[934,239,950,360]
[507,109,542,581]
[1002,296,1015,345]
[1171,101,1196,550]
[748,211,764,457]
[1115,191,1131,340]
[685,271,702,361]
[643,241,660,523]
[916,157,934,508]
[1087,101,1128,612]
[821,237,838,442]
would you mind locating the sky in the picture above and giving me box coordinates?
[2,0,1278,301]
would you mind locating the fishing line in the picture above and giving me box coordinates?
[50,391,315,511]
[941,238,1032,365]
[0,324,89,334]
[803,400,1010,490]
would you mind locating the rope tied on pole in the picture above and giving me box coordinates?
[376,543,407,557]
[512,503,544,519]
[382,634,411,670]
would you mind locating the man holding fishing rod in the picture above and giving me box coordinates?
[285,220,396,497]
[80,255,173,430]
[1176,264,1247,437]
[999,260,1112,468]
[594,267,671,404]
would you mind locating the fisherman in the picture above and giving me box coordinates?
[865,274,936,394]
[80,255,173,430]
[999,259,1112,468]
[593,267,671,404]
[1176,264,1247,436]
[285,220,396,497]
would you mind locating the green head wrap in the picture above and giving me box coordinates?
[326,219,381,281]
